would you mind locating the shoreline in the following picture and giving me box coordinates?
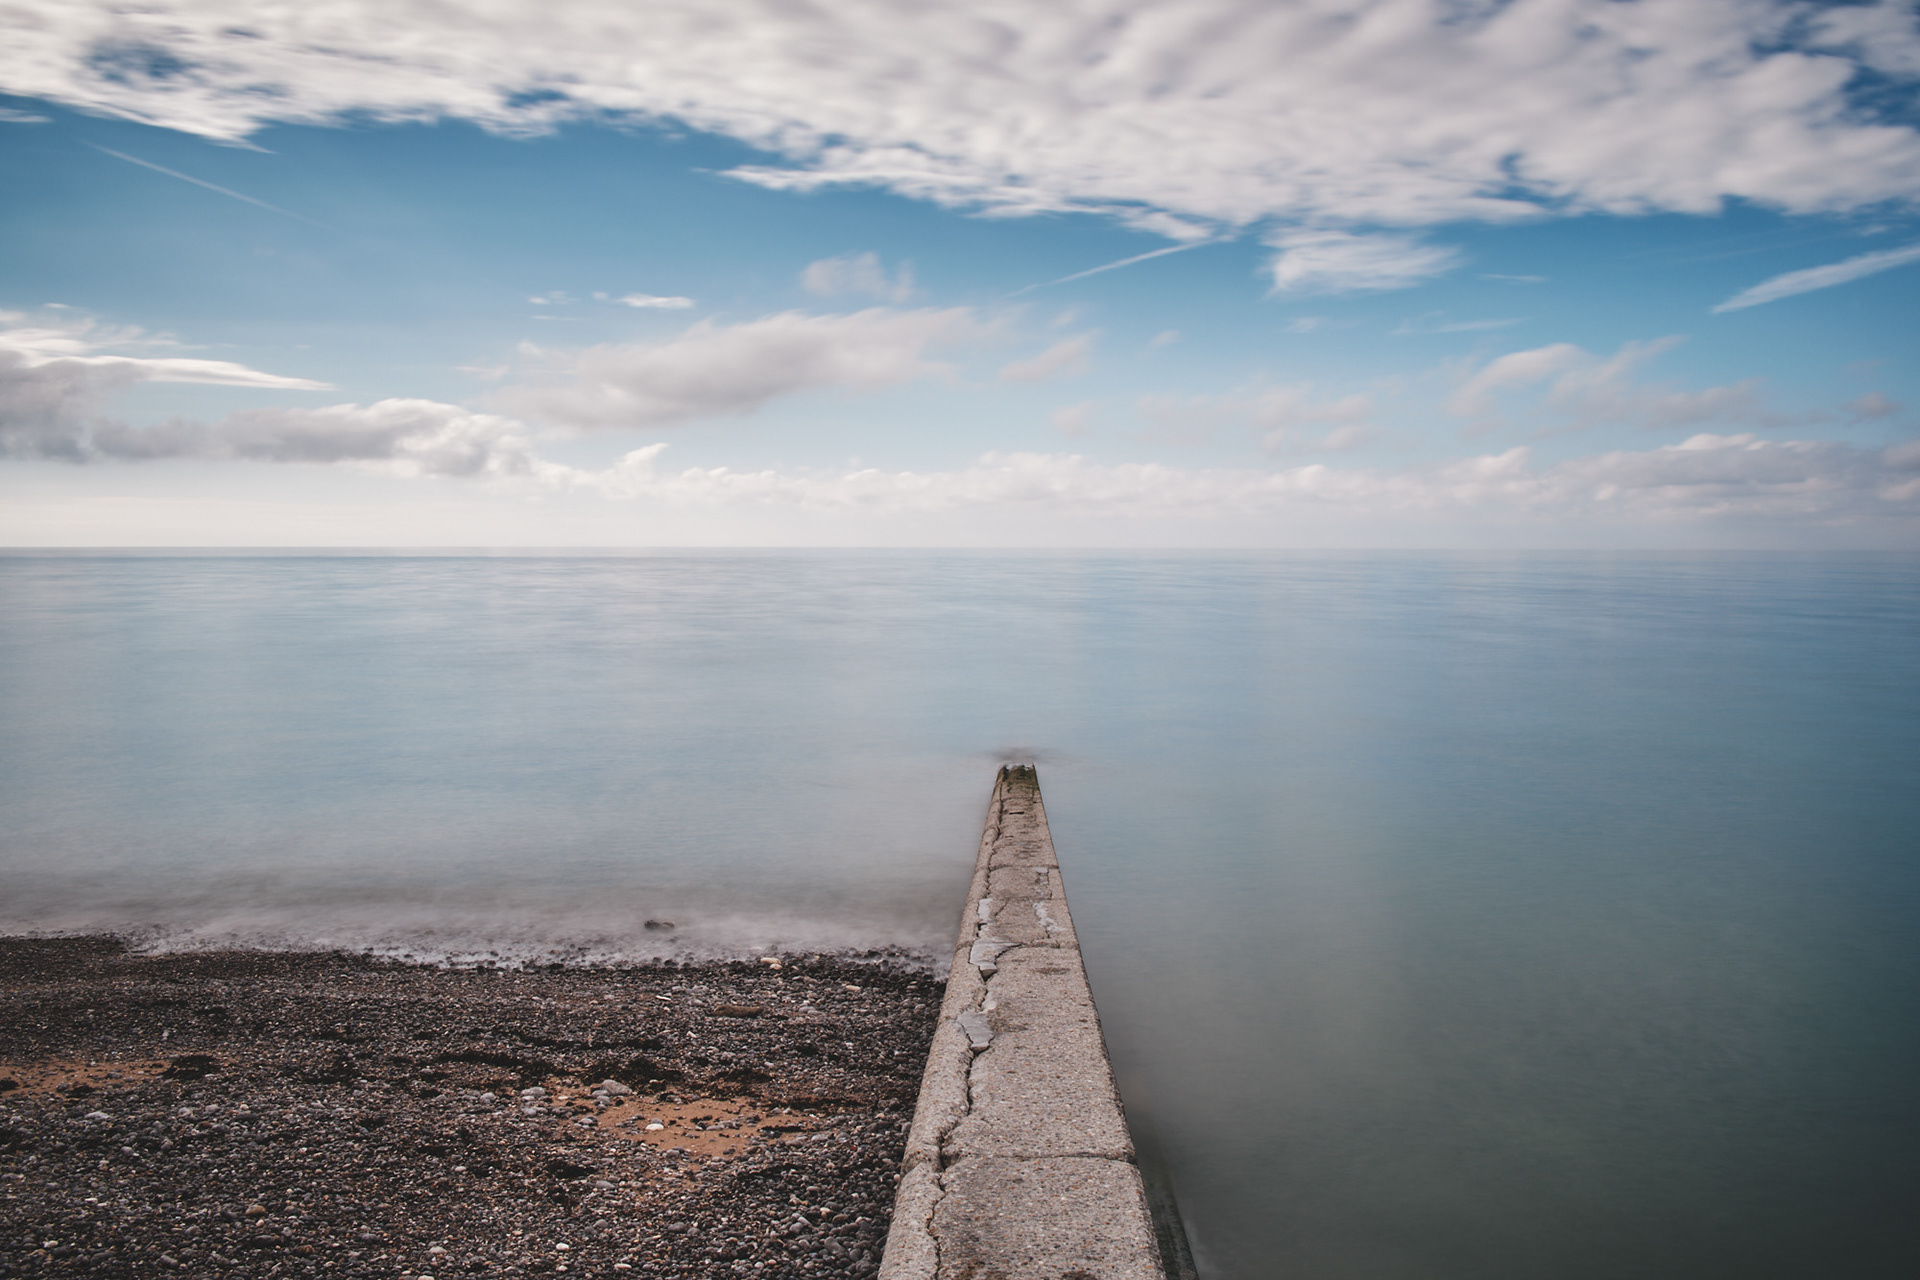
[0,936,942,1278]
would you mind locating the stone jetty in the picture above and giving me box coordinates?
[881,765,1166,1280]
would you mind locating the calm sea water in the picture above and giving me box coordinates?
[3,551,1917,1277]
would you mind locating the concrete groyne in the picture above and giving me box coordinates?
[881,765,1168,1280]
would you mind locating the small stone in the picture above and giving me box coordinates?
[84,1111,111,1121]
[244,1204,268,1218]
[598,1080,632,1096]
[956,1011,993,1051]
[429,1245,447,1254]
[555,1242,571,1251]
[646,1122,665,1131]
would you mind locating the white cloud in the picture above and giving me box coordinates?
[0,310,329,389]
[497,307,984,429]
[1,351,144,461]
[1712,243,1920,312]
[1015,242,1213,295]
[9,331,1914,532]
[999,335,1095,384]
[1283,317,1355,335]
[1139,384,1378,452]
[3,0,1915,236]
[1245,388,1376,453]
[800,253,914,303]
[1847,392,1901,421]
[125,401,543,476]
[1267,231,1461,295]
[1809,0,1920,77]
[558,434,1920,528]
[1393,313,1523,336]
[0,357,542,476]
[609,293,695,310]
[1446,337,1791,433]
[1449,343,1591,418]
[1050,402,1094,436]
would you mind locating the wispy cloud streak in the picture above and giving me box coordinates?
[86,143,327,228]
[1009,241,1214,297]
[1714,243,1920,312]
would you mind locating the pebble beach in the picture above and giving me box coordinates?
[0,937,941,1279]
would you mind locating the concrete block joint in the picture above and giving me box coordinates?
[880,765,1166,1280]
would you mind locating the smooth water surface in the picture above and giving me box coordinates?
[3,552,1917,1277]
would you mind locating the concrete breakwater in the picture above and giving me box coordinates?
[881,765,1173,1280]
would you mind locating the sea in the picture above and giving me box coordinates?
[2,550,1916,1278]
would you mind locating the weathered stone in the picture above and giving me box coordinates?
[932,1158,1161,1280]
[881,765,1162,1280]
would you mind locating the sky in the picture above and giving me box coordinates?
[1,0,1918,548]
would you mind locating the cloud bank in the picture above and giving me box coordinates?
[1448,338,1806,433]
[1,355,540,476]
[0,311,329,389]
[569,434,1920,530]
[4,0,1917,239]
[498,308,983,430]
[7,307,1914,538]
[1139,385,1379,452]
[8,349,1915,532]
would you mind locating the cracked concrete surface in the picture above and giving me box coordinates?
[880,766,1165,1280]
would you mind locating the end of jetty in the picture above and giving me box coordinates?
[881,765,1171,1280]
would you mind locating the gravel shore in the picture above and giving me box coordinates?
[0,937,941,1279]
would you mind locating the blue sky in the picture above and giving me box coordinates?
[2,0,1918,547]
